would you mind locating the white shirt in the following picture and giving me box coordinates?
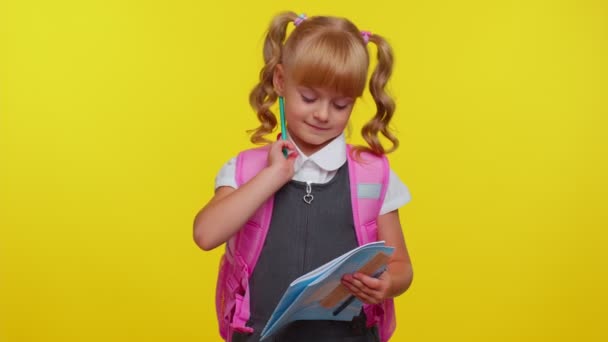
[215,133,411,215]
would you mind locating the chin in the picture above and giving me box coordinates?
[303,136,334,149]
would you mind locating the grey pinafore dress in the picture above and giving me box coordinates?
[232,164,380,342]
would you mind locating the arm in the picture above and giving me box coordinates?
[341,210,414,303]
[378,209,414,297]
[193,140,297,251]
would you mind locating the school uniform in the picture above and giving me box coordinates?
[215,133,411,342]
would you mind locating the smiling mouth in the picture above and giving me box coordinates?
[306,122,330,131]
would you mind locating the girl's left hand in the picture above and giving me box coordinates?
[341,271,391,304]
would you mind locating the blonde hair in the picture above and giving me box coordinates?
[249,11,399,155]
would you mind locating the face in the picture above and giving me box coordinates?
[274,65,356,156]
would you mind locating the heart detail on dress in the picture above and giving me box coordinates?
[303,194,313,204]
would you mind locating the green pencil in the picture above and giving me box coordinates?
[279,96,288,157]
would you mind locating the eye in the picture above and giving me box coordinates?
[333,102,350,110]
[301,94,316,103]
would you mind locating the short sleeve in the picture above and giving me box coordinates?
[379,169,412,215]
[214,156,238,190]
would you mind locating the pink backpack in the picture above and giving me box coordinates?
[214,144,396,342]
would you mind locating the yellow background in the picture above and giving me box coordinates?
[1,0,607,341]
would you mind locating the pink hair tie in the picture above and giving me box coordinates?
[294,13,307,26]
[361,30,372,44]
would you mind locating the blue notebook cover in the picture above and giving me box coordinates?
[260,241,394,340]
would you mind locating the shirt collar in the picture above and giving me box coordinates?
[290,132,347,172]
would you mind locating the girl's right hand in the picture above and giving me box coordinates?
[266,139,298,184]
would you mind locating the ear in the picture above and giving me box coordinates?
[273,64,285,96]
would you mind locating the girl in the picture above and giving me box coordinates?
[194,11,413,342]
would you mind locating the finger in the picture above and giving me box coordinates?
[282,139,295,150]
[271,140,284,153]
[344,275,365,290]
[353,273,382,290]
[349,273,381,291]
[343,277,375,297]
[269,141,291,160]
[342,279,363,296]
[287,151,298,162]
[275,138,294,149]
[343,276,384,300]
[275,140,297,157]
[356,291,380,304]
[342,281,380,304]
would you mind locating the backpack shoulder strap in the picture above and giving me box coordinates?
[232,145,274,276]
[345,145,395,342]
[346,144,390,245]
[235,145,270,186]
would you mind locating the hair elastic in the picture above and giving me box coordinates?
[294,13,307,26]
[361,30,372,44]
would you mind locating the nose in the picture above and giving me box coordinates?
[313,104,330,122]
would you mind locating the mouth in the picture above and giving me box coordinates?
[306,122,331,131]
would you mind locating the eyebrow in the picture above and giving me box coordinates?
[297,86,353,101]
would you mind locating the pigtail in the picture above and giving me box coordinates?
[248,11,299,144]
[359,34,399,155]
